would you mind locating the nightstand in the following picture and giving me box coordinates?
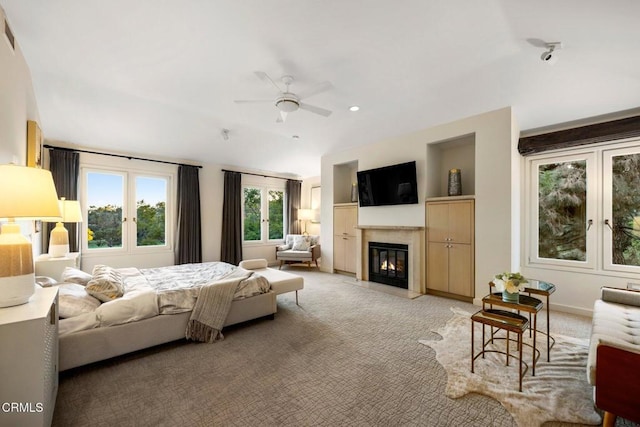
[35,252,81,281]
[0,286,59,427]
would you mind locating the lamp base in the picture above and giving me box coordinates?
[49,244,70,258]
[0,222,35,307]
[49,222,70,258]
[0,273,35,307]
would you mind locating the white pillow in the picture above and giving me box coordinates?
[292,235,311,251]
[36,276,58,288]
[61,267,93,286]
[57,283,101,318]
[86,265,125,302]
[96,288,159,327]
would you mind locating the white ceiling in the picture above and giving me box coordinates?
[3,0,640,177]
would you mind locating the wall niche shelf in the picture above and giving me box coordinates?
[426,134,476,199]
[333,160,358,204]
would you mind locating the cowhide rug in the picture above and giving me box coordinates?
[419,307,601,427]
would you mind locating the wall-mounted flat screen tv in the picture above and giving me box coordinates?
[357,161,419,207]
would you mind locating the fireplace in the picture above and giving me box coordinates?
[368,242,409,289]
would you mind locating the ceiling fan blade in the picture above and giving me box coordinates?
[297,81,334,100]
[255,71,283,93]
[234,99,273,104]
[276,111,287,123]
[299,102,332,117]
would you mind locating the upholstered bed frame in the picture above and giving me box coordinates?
[59,259,303,371]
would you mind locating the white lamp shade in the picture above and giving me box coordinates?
[0,165,61,307]
[298,209,314,221]
[0,165,61,219]
[44,199,83,223]
[62,200,83,222]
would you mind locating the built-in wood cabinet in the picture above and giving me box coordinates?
[334,204,358,273]
[426,198,475,300]
[0,286,59,427]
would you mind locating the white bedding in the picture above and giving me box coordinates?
[59,262,270,336]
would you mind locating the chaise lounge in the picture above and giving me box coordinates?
[587,286,640,426]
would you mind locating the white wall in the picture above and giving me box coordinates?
[321,107,520,308]
[0,8,39,165]
[200,162,224,262]
[0,7,44,255]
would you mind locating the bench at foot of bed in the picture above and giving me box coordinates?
[239,259,304,305]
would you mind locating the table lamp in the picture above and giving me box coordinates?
[46,198,83,258]
[298,209,314,236]
[0,164,61,307]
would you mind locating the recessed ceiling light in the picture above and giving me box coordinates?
[349,105,360,112]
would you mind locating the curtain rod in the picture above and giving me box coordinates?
[43,145,202,169]
[221,168,299,181]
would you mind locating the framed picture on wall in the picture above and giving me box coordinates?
[26,120,43,168]
[310,186,321,223]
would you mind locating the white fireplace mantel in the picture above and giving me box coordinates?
[355,225,425,294]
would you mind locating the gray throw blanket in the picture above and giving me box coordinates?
[185,268,253,343]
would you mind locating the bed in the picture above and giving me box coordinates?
[55,260,302,371]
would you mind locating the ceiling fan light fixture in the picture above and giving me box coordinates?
[276,97,299,113]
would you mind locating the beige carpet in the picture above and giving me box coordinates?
[53,270,625,426]
[419,307,601,427]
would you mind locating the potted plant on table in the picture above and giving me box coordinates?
[492,272,528,303]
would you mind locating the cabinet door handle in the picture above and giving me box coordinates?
[50,302,56,325]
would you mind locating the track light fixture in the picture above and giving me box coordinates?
[540,42,562,64]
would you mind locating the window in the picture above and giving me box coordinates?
[528,141,640,274]
[84,168,171,252]
[603,147,640,272]
[243,186,284,243]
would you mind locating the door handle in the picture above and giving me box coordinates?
[604,219,613,231]
[586,219,593,231]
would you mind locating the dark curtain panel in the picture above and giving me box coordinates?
[175,165,202,265]
[44,149,80,253]
[286,179,302,234]
[220,171,243,265]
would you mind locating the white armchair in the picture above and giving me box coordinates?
[275,234,321,269]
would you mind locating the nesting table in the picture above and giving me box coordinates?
[522,279,556,361]
[471,309,530,392]
[489,280,557,361]
[471,280,557,391]
[482,292,543,375]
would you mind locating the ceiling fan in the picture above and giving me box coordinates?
[235,71,333,123]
